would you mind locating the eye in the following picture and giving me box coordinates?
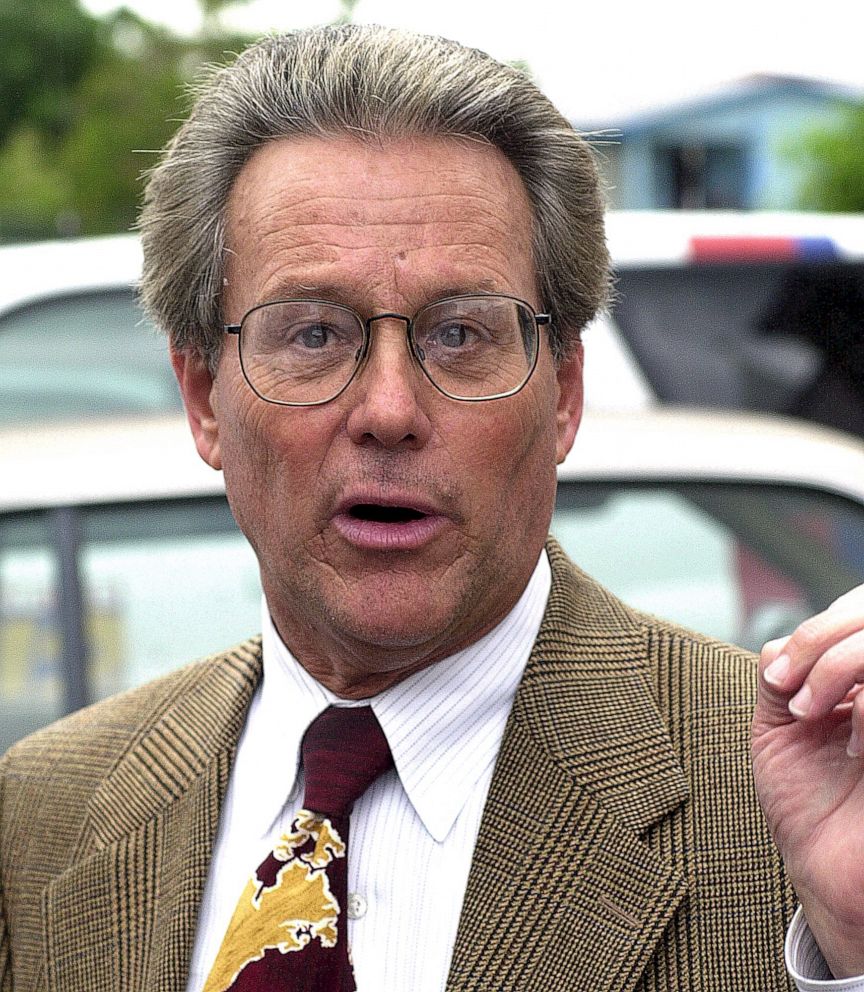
[430,321,476,349]
[295,323,331,349]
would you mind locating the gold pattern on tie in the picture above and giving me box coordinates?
[204,706,393,992]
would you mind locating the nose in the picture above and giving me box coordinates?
[345,320,432,449]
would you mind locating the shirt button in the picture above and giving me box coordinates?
[346,892,367,920]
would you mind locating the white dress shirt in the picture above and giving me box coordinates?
[185,552,551,992]
[788,908,864,990]
[183,546,859,991]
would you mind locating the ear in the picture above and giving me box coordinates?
[554,341,584,465]
[170,346,223,470]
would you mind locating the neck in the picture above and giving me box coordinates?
[267,609,512,698]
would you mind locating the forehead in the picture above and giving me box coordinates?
[222,134,539,310]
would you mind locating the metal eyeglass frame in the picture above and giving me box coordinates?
[223,293,550,406]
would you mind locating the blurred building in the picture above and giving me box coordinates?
[582,75,864,210]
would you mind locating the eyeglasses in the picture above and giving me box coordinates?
[223,294,549,406]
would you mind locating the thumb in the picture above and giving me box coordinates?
[754,634,794,732]
[761,636,789,665]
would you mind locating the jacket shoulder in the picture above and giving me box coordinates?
[0,636,262,795]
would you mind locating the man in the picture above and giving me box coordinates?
[2,24,863,992]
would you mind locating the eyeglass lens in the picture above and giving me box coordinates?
[238,295,539,404]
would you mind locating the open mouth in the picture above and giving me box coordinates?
[333,498,445,549]
[349,504,426,524]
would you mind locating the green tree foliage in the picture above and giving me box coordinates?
[0,0,103,146]
[0,3,252,242]
[792,103,864,213]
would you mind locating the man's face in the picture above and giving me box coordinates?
[174,135,584,695]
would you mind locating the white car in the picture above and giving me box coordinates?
[0,236,181,424]
[0,232,653,419]
[2,406,864,752]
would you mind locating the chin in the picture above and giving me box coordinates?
[332,600,461,654]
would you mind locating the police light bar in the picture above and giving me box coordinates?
[688,236,840,263]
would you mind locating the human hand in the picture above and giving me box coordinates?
[752,585,864,978]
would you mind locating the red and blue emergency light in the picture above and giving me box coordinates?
[688,236,839,263]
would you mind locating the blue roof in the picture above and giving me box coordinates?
[574,74,864,135]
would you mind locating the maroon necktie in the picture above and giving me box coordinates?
[203,706,393,992]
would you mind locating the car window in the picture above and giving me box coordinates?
[0,497,260,752]
[81,501,261,694]
[613,262,864,435]
[0,289,182,424]
[553,480,864,651]
[0,513,62,747]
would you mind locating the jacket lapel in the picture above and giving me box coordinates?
[42,640,263,992]
[447,543,689,992]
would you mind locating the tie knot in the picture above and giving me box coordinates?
[301,705,393,818]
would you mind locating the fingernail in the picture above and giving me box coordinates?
[764,654,790,687]
[848,729,863,759]
[789,684,812,718]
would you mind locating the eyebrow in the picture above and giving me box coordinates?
[435,280,502,297]
[261,281,331,301]
[256,279,505,309]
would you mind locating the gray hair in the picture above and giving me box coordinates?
[139,24,609,367]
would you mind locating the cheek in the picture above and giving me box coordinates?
[212,380,320,542]
[222,432,322,571]
[510,383,562,514]
[457,391,559,523]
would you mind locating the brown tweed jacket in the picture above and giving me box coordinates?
[0,541,795,991]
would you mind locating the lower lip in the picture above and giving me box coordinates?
[331,512,449,551]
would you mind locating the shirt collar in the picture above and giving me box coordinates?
[249,551,551,843]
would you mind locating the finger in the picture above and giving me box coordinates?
[761,635,790,669]
[847,686,864,758]
[760,635,793,691]
[786,628,864,722]
[756,635,797,726]
[762,601,864,695]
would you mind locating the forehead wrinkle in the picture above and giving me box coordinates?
[236,182,530,241]
[236,176,505,212]
[234,214,527,295]
[253,163,516,202]
[228,131,535,231]
[228,214,528,281]
[225,134,539,313]
[229,223,535,314]
[249,202,530,237]
[228,160,535,263]
[248,218,529,261]
[267,242,519,289]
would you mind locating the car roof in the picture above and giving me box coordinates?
[0,235,142,314]
[564,408,864,502]
[4,407,864,513]
[0,415,219,511]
